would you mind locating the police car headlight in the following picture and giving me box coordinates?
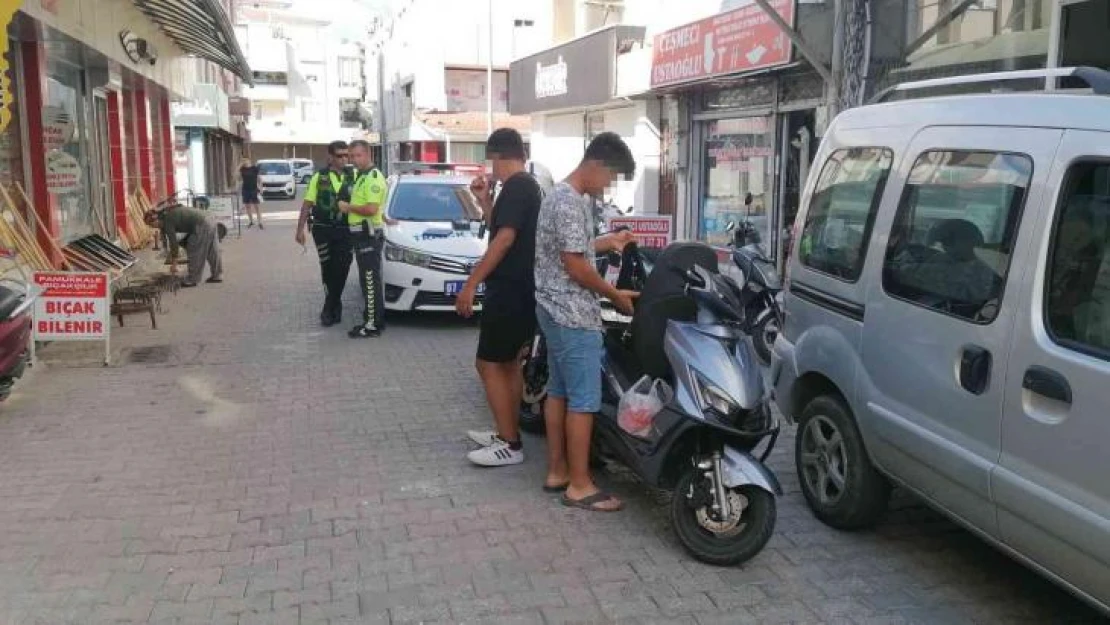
[384,241,432,268]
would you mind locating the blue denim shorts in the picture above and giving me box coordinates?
[537,305,603,414]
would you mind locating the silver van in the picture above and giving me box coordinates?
[772,69,1110,611]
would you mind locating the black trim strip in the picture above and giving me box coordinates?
[790,281,866,322]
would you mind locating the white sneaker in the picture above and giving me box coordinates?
[467,430,499,446]
[467,439,524,467]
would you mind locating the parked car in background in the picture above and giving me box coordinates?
[290,158,314,184]
[772,68,1110,613]
[381,163,486,312]
[256,159,297,199]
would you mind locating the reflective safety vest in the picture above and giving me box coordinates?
[347,168,387,228]
[307,168,352,226]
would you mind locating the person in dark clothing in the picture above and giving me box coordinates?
[239,158,262,229]
[296,141,354,326]
[456,128,544,467]
[145,206,223,287]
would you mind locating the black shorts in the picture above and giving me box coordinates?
[477,293,536,363]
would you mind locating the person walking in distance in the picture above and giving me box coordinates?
[296,141,354,326]
[338,140,388,338]
[455,128,544,466]
[238,158,262,229]
[145,204,224,287]
[535,132,637,510]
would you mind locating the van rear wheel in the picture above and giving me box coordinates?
[796,395,890,530]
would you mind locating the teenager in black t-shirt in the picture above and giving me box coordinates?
[456,128,542,467]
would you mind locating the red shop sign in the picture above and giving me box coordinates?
[651,0,795,89]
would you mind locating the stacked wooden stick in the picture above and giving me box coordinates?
[123,189,157,250]
[0,183,56,271]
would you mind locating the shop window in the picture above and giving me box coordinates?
[798,147,893,282]
[700,116,776,247]
[44,60,95,243]
[1045,161,1110,355]
[883,150,1032,323]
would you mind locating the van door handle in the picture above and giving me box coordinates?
[1022,366,1072,404]
[959,345,992,395]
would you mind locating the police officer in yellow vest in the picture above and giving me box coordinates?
[338,139,388,338]
[296,140,354,326]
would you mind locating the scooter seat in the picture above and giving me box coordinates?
[630,242,720,380]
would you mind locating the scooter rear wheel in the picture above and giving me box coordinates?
[671,466,776,566]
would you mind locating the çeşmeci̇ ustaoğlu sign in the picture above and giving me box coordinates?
[0,0,21,134]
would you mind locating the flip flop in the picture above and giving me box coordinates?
[560,491,624,512]
[543,482,569,493]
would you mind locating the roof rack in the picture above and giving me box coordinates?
[869,66,1110,104]
[392,161,484,176]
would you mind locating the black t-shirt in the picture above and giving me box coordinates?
[240,166,259,190]
[486,171,542,308]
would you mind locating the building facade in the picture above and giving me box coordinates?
[635,0,1108,266]
[510,23,659,216]
[5,0,248,257]
[371,0,546,171]
[235,1,372,164]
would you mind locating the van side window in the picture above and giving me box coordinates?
[1045,161,1110,357]
[798,147,893,282]
[883,150,1032,324]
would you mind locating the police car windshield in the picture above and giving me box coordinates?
[258,161,292,175]
[389,182,482,222]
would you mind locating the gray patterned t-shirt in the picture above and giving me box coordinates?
[535,182,601,330]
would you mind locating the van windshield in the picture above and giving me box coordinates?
[389,183,482,222]
[259,162,292,175]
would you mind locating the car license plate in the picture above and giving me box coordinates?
[444,281,484,296]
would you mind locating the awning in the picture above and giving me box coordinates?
[132,0,252,84]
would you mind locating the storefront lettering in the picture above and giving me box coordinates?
[652,56,703,86]
[534,56,568,99]
[172,100,214,117]
[650,0,795,88]
[656,24,700,53]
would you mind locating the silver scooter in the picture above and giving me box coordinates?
[595,241,781,565]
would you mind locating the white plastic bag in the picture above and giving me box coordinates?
[617,375,674,438]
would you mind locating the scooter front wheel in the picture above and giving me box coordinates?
[671,466,776,566]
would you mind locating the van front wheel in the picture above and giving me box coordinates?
[796,395,890,530]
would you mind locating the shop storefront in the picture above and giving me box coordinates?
[510,25,658,214]
[2,0,250,258]
[651,0,826,260]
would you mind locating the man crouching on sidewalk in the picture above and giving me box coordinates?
[456,128,543,466]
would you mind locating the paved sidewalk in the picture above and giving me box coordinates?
[0,209,1103,624]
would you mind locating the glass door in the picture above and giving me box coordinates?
[699,115,776,247]
[91,92,115,239]
[44,59,95,243]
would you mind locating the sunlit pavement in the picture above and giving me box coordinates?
[0,196,1102,624]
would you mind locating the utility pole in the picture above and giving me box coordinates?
[486,0,493,136]
[378,46,388,175]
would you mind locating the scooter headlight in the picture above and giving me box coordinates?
[384,241,432,268]
[695,374,740,417]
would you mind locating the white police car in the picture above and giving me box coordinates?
[382,166,488,312]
